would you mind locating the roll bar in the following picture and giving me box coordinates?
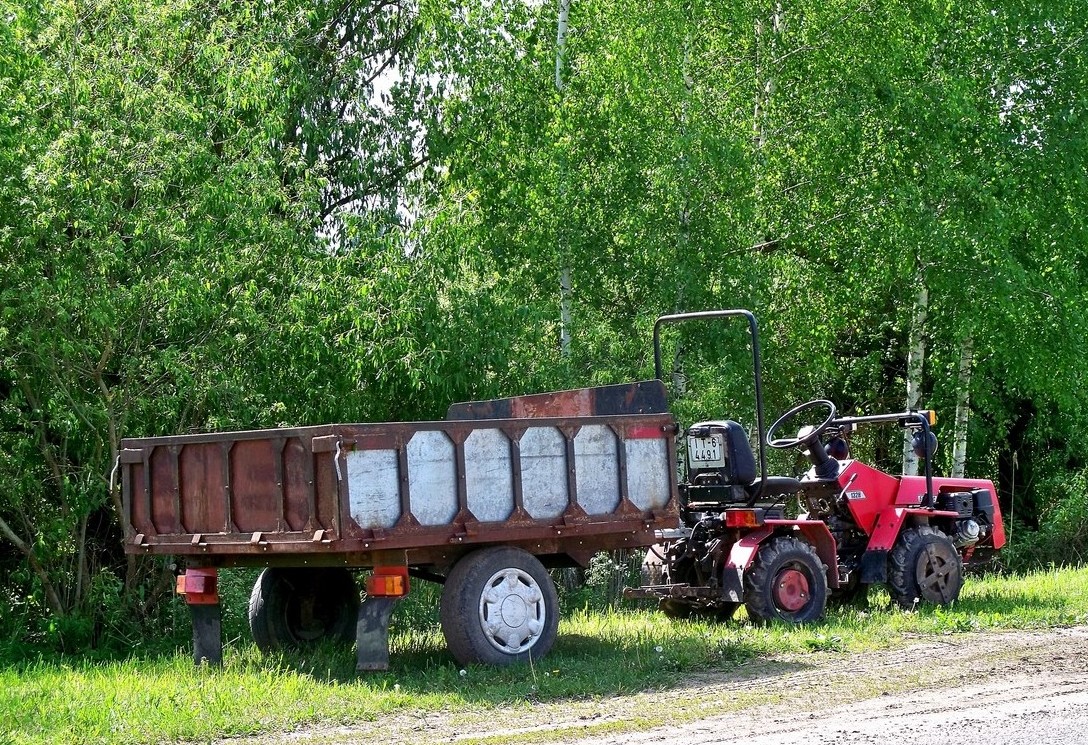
[652,309,769,497]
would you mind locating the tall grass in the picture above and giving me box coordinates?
[2,566,1087,744]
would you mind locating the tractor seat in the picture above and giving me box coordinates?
[719,421,802,501]
[748,475,803,499]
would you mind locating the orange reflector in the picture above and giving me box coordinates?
[925,410,938,425]
[724,509,763,529]
[176,568,219,605]
[366,566,410,597]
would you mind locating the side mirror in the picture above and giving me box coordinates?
[912,430,938,459]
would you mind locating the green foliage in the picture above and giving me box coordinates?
[1004,468,1088,570]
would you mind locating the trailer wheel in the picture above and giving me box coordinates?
[248,567,359,653]
[440,547,559,666]
[888,526,963,609]
[744,536,828,624]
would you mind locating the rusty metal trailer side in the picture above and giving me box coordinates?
[120,412,679,568]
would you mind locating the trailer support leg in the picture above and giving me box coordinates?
[178,567,222,666]
[191,603,223,666]
[356,597,398,671]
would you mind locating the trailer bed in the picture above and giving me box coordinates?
[120,407,678,569]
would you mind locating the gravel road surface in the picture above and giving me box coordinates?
[234,626,1088,745]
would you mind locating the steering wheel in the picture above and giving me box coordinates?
[766,399,837,450]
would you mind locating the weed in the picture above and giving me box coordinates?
[805,633,845,652]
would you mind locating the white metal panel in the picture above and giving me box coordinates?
[520,427,568,520]
[407,430,459,526]
[346,449,401,529]
[465,428,514,522]
[575,425,620,515]
[625,438,671,511]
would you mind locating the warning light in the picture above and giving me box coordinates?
[724,509,764,529]
[367,566,410,597]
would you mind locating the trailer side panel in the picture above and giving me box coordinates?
[121,410,678,567]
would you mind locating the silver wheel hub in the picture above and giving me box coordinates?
[479,567,545,654]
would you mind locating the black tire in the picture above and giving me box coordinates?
[888,526,963,609]
[744,536,828,624]
[440,546,559,667]
[248,567,359,653]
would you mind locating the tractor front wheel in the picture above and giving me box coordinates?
[744,536,828,624]
[888,526,963,609]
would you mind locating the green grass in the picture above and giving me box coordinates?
[3,566,1088,745]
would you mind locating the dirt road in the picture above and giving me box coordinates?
[559,627,1088,745]
[241,626,1088,745]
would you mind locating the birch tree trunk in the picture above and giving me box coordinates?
[670,10,695,394]
[556,0,572,356]
[901,280,928,476]
[553,0,582,589]
[951,336,975,477]
[751,3,783,255]
[752,3,783,152]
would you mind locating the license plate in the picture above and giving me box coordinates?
[688,435,725,467]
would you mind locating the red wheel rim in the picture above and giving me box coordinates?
[773,567,811,612]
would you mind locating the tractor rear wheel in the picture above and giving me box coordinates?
[888,526,963,609]
[744,536,828,624]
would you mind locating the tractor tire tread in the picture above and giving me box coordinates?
[744,535,828,624]
[888,525,964,610]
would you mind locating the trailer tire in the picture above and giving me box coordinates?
[744,536,828,624]
[248,567,359,653]
[440,547,559,666]
[888,526,963,609]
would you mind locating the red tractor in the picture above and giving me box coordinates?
[628,310,1006,622]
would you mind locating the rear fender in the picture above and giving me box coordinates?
[721,521,841,601]
[778,520,840,589]
[721,526,775,602]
